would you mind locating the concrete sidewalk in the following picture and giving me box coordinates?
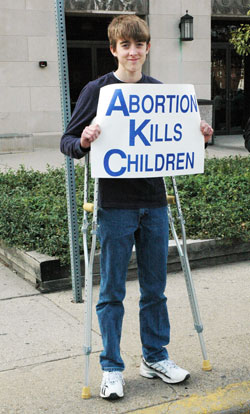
[0,259,250,413]
[0,135,249,413]
[0,134,248,172]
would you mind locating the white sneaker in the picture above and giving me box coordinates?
[100,371,125,399]
[140,357,190,384]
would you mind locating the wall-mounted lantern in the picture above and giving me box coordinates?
[179,11,193,41]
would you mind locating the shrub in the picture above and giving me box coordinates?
[0,166,69,265]
[0,156,249,266]
[165,156,250,242]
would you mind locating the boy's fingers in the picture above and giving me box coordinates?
[81,124,101,147]
[93,124,101,133]
[85,125,101,136]
[200,120,213,137]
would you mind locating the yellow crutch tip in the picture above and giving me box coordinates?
[83,203,94,212]
[202,360,212,371]
[81,386,91,399]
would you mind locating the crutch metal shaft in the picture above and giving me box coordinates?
[167,177,212,371]
[82,175,99,399]
[82,154,90,272]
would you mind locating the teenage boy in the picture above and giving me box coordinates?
[60,15,213,400]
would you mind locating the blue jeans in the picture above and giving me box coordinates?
[96,207,170,371]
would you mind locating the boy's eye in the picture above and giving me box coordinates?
[120,41,145,48]
[120,42,129,47]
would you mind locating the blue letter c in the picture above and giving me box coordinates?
[103,149,126,177]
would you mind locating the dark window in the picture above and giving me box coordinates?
[211,20,250,134]
[66,16,116,110]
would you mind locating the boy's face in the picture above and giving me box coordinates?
[110,38,150,76]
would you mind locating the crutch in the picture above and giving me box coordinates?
[166,176,212,372]
[81,171,211,400]
[81,153,99,399]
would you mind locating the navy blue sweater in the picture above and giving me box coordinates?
[60,72,167,208]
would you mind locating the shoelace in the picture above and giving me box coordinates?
[161,359,178,369]
[149,359,178,373]
[104,371,124,384]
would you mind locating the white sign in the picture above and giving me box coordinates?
[91,84,204,178]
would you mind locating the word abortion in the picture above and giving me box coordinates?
[105,89,198,116]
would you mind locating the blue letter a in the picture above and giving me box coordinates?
[105,89,129,116]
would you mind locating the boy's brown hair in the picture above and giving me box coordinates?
[108,15,150,50]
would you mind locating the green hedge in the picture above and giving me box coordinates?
[0,156,249,266]
[165,156,249,242]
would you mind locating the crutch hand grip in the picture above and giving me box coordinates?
[83,202,94,212]
[167,195,176,204]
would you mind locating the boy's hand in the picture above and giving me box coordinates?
[80,124,101,149]
[200,120,214,143]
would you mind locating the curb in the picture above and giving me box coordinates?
[0,133,33,153]
[0,132,61,153]
[124,381,250,414]
[0,239,250,292]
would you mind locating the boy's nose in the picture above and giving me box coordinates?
[129,46,138,55]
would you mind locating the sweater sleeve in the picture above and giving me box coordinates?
[60,82,99,159]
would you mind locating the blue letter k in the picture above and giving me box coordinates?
[129,119,151,146]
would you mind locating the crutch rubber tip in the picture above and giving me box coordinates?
[202,360,212,371]
[81,386,91,399]
[83,203,94,212]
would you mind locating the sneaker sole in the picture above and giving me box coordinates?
[140,365,190,384]
[100,392,124,400]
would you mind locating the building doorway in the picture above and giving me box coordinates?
[65,15,116,111]
[211,21,250,135]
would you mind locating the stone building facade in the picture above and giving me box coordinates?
[0,0,249,150]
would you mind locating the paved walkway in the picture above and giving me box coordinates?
[0,134,249,413]
[0,134,248,172]
[0,260,250,414]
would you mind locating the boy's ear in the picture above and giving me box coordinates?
[110,45,117,57]
[146,42,151,54]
